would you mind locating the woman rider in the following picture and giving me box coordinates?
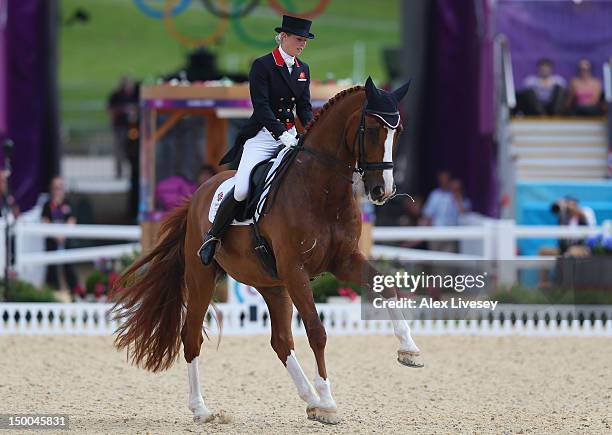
[198,15,315,265]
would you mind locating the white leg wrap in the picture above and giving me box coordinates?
[387,297,420,353]
[314,373,337,409]
[285,350,320,407]
[187,357,213,418]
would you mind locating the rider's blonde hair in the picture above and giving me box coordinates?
[275,33,284,45]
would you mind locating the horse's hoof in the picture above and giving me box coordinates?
[397,350,424,368]
[307,406,341,425]
[191,403,215,424]
[193,411,215,424]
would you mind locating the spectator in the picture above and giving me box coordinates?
[449,179,471,216]
[552,195,596,254]
[422,172,470,253]
[538,195,596,288]
[42,176,83,297]
[516,58,566,116]
[108,76,139,179]
[566,58,604,116]
[0,170,19,220]
[155,175,197,211]
[0,170,19,266]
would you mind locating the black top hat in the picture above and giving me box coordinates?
[275,15,315,39]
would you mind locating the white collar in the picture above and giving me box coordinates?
[278,45,295,66]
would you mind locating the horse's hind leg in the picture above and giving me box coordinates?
[181,253,217,423]
[260,287,323,414]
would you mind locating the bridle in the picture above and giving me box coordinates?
[299,102,398,183]
[353,102,396,175]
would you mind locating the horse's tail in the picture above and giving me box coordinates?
[112,201,190,373]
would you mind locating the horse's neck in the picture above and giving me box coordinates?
[305,91,364,165]
[287,91,364,207]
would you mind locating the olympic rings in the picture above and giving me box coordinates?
[163,0,229,48]
[279,0,296,12]
[200,0,260,19]
[268,0,330,19]
[133,0,192,19]
[230,0,275,48]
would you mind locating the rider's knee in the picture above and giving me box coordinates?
[234,185,248,202]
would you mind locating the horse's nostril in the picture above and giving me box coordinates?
[372,186,384,198]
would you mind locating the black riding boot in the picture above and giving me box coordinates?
[198,193,242,265]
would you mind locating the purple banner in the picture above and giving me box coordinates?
[0,0,58,211]
[422,0,497,216]
[0,1,6,135]
[496,0,612,86]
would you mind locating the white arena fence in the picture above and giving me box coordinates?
[0,219,609,287]
[1,303,611,337]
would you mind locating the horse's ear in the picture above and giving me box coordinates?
[393,79,411,102]
[365,76,378,100]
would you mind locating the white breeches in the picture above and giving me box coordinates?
[233,126,295,202]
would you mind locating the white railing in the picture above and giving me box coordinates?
[1,303,610,337]
[372,220,610,283]
[0,222,141,282]
[0,220,608,286]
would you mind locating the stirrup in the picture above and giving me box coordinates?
[197,234,220,265]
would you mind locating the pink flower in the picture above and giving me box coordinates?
[338,287,358,301]
[73,284,86,298]
[94,282,106,298]
[108,272,119,288]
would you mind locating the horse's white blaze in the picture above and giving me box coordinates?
[387,297,420,353]
[314,373,337,409]
[286,350,320,406]
[382,126,396,196]
[187,357,213,418]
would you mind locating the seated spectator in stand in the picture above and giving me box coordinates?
[42,176,84,297]
[566,58,604,116]
[516,58,566,116]
[422,172,471,253]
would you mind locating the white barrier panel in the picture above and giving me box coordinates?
[1,303,611,337]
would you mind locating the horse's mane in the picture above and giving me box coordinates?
[304,85,363,134]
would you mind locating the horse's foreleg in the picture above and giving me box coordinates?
[283,272,340,425]
[333,252,423,368]
[181,254,217,423]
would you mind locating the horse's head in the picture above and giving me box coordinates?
[346,77,411,205]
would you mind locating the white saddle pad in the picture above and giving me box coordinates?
[209,146,292,225]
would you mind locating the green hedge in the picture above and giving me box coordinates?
[2,280,58,303]
[311,273,362,303]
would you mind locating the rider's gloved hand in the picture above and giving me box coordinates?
[279,131,299,148]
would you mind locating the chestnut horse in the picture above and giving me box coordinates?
[112,77,422,425]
